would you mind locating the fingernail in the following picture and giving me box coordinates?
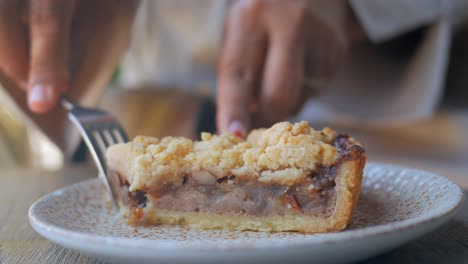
[28,84,54,105]
[228,120,246,138]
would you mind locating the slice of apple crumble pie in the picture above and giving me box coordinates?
[106,121,366,233]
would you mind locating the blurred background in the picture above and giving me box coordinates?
[0,0,466,188]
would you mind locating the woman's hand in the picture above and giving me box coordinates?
[0,0,76,113]
[0,0,136,114]
[217,0,357,136]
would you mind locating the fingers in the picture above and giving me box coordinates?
[217,0,267,136]
[0,1,28,89]
[28,0,74,113]
[303,17,345,85]
[257,4,304,126]
[259,41,303,126]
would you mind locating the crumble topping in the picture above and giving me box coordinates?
[106,121,340,192]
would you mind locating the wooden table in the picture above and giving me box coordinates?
[0,164,467,264]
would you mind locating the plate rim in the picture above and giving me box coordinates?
[28,162,465,251]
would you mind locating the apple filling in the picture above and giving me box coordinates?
[151,166,337,217]
[112,164,339,222]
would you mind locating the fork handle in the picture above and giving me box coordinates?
[61,96,75,111]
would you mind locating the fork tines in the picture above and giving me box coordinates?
[63,97,128,211]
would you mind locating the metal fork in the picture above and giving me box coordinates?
[61,96,128,211]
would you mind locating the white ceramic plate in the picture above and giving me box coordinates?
[29,163,464,264]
